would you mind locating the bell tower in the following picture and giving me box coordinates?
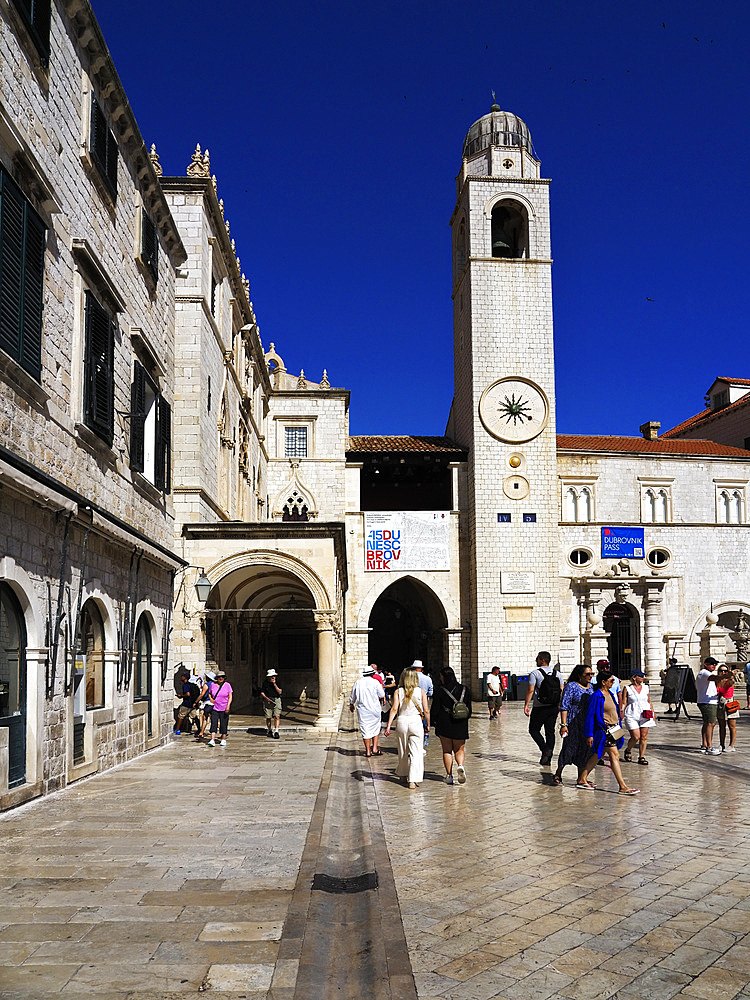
[448,103,560,681]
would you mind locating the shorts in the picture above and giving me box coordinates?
[487,695,502,710]
[264,697,282,719]
[699,703,718,724]
[177,705,191,720]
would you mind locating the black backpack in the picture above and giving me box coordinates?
[537,667,561,707]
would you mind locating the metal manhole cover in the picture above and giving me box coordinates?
[311,871,378,893]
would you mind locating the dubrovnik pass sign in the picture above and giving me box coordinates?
[601,527,644,559]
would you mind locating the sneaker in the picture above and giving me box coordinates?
[220,739,227,747]
[172,730,182,736]
[423,734,429,748]
[699,747,707,753]
[706,747,722,755]
[207,739,216,747]
[455,764,467,784]
[266,730,273,738]
[724,746,737,752]
[444,774,454,785]
[273,731,280,739]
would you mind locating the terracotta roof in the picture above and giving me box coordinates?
[662,391,750,438]
[556,434,750,458]
[716,377,750,386]
[347,435,465,454]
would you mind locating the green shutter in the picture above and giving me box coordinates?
[10,0,50,67]
[90,95,117,201]
[21,209,45,380]
[84,290,114,445]
[141,211,158,284]
[130,361,146,473]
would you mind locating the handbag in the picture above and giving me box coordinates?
[605,723,625,744]
[725,699,741,716]
[640,709,654,721]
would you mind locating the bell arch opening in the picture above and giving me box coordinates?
[367,578,448,679]
[491,200,528,259]
[602,602,641,679]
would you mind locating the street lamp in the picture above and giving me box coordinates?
[194,569,212,604]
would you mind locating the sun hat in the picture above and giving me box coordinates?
[362,666,376,676]
[411,659,424,669]
[266,669,278,677]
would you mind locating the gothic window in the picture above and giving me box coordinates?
[282,489,309,522]
[285,426,308,458]
[491,200,528,259]
[563,485,592,523]
[718,488,743,524]
[0,167,45,381]
[642,487,669,523]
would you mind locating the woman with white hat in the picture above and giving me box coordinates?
[261,669,283,739]
[349,666,386,757]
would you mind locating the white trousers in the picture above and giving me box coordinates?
[395,716,424,784]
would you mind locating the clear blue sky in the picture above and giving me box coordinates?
[93,0,750,437]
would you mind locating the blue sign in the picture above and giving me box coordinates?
[601,527,644,559]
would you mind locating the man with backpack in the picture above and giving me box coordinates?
[523,651,563,766]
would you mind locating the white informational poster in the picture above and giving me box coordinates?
[364,511,450,572]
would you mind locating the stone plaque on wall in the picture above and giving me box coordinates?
[500,571,535,594]
[504,606,533,623]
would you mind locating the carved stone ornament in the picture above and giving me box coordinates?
[272,464,318,520]
[149,143,163,177]
[187,143,211,178]
[320,369,330,389]
[734,611,750,662]
[615,582,632,604]
[297,370,307,389]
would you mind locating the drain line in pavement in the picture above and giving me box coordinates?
[277,717,417,1000]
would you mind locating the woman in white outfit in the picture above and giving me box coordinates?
[349,666,385,757]
[620,669,656,765]
[385,668,430,789]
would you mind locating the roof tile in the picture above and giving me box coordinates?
[347,435,465,454]
[557,434,750,457]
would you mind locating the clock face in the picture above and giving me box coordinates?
[479,377,550,443]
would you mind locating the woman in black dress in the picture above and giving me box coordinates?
[433,666,472,784]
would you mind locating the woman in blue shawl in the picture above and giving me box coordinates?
[578,667,639,794]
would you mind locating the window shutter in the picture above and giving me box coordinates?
[130,360,146,473]
[0,171,24,364]
[0,169,45,380]
[21,208,45,380]
[11,0,50,67]
[84,290,114,445]
[155,395,171,493]
[141,211,158,284]
[90,95,117,200]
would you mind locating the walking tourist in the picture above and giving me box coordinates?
[194,669,215,740]
[207,670,233,747]
[552,664,593,785]
[349,666,385,757]
[432,666,471,785]
[412,659,433,747]
[523,651,563,766]
[385,668,429,788]
[487,665,503,720]
[716,664,739,752]
[173,669,197,736]
[579,667,639,795]
[621,669,656,765]
[261,669,283,739]
[697,656,721,754]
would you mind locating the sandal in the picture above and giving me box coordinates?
[619,788,640,795]
[575,782,595,790]
[553,775,563,785]
[372,750,383,756]
[638,757,648,765]
[623,751,632,762]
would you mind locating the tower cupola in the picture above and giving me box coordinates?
[458,102,540,190]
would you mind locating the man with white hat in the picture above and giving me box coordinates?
[261,669,283,739]
[349,666,385,757]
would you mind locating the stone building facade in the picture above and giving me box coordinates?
[1,1,748,811]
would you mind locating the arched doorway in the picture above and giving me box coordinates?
[0,583,26,788]
[133,615,153,736]
[603,602,641,679]
[73,600,105,764]
[204,565,319,707]
[368,578,448,678]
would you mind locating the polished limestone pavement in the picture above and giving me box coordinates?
[2,702,750,999]
[373,703,750,1000]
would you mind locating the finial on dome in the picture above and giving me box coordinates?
[490,90,500,112]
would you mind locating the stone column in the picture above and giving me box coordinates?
[583,589,608,666]
[315,619,338,731]
[642,584,665,682]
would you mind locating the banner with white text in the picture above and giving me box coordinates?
[364,511,450,571]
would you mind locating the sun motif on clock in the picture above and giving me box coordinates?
[479,377,550,443]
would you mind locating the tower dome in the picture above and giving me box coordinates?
[462,104,534,160]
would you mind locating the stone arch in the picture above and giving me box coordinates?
[602,600,641,679]
[79,580,118,649]
[356,574,457,631]
[688,601,750,660]
[202,550,332,612]
[364,576,452,676]
[0,556,44,648]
